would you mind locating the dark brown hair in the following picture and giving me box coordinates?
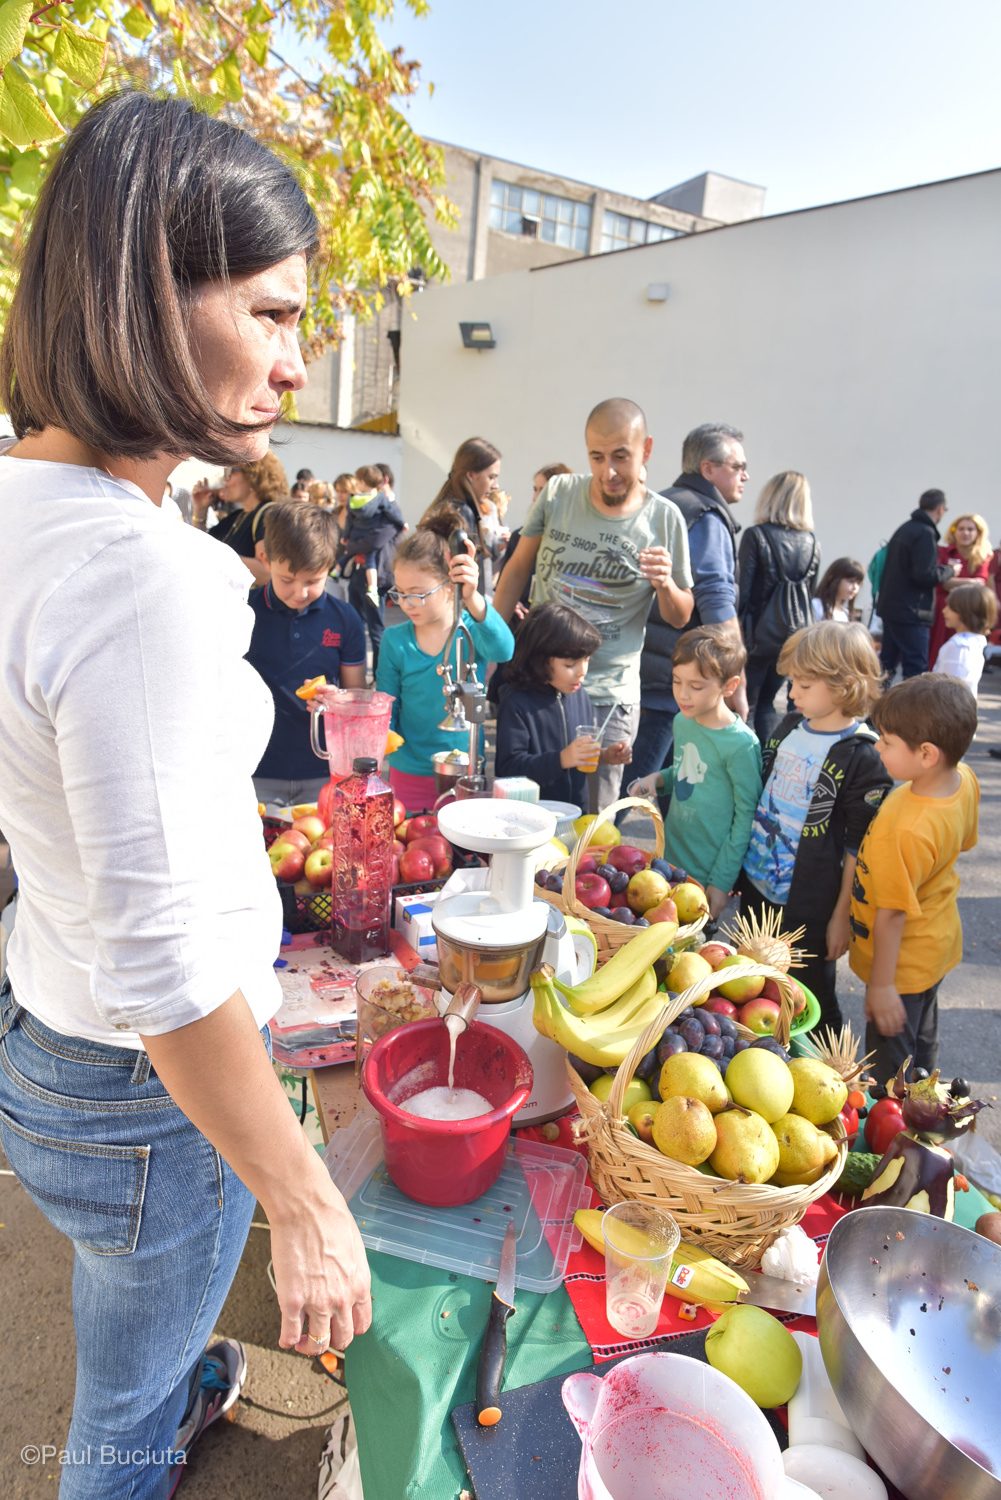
[355,464,384,489]
[234,451,289,506]
[872,674,978,766]
[536,462,572,483]
[673,624,746,684]
[262,501,338,573]
[814,557,864,619]
[946,581,998,636]
[394,506,466,582]
[423,437,500,516]
[1,92,318,463]
[508,604,602,690]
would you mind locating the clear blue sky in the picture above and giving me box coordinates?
[368,0,1001,214]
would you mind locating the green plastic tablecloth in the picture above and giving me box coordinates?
[344,1250,592,1500]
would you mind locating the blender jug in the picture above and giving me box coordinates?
[310,687,395,779]
[562,1353,822,1500]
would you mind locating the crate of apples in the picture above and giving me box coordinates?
[265,800,455,893]
[392,805,454,887]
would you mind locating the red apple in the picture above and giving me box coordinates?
[269,839,306,883]
[390,855,400,886]
[759,977,784,1004]
[314,834,336,852]
[278,828,311,853]
[703,996,739,1019]
[393,797,407,828]
[790,982,808,1017]
[715,954,766,1003]
[304,846,334,888]
[405,814,438,844]
[408,834,453,878]
[392,838,406,860]
[697,941,736,970]
[645,897,679,926]
[574,873,612,910]
[741,996,782,1035]
[575,853,599,875]
[292,814,326,844]
[608,845,649,875]
[293,876,313,895]
[399,845,435,883]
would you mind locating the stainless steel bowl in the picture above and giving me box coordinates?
[817,1206,1001,1499]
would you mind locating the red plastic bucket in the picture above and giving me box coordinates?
[360,1019,533,1206]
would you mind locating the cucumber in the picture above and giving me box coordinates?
[834,1151,881,1197]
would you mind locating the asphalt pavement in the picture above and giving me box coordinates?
[1,672,999,1499]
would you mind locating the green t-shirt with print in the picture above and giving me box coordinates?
[522,474,693,702]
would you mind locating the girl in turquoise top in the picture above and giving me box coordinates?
[377,512,514,812]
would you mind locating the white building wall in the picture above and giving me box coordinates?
[171,422,403,498]
[398,171,1001,589]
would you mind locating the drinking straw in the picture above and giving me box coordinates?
[594,701,619,742]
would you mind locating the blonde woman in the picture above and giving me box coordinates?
[737,471,820,741]
[929,512,993,666]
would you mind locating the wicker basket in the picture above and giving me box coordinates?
[535,795,708,959]
[569,958,849,1270]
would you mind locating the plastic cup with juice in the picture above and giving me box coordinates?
[576,723,602,774]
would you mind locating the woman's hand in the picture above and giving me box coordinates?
[269,1163,372,1355]
[192,478,215,514]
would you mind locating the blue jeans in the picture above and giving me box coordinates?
[348,571,384,672]
[880,618,931,679]
[0,981,260,1499]
[744,656,787,743]
[625,705,676,782]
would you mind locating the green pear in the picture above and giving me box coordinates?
[659,1051,729,1114]
[705,1304,803,1406]
[770,1112,838,1185]
[652,1096,717,1165]
[710,1107,780,1183]
[787,1058,848,1125]
[726,1048,794,1124]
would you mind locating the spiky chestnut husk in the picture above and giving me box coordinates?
[721,905,809,974]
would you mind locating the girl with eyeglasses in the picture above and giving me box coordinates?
[376,510,514,812]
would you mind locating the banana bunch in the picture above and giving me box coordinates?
[531,963,666,1068]
[553,922,679,1015]
[574,1209,749,1308]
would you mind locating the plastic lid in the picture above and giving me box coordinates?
[324,1116,589,1293]
[353,756,378,773]
[432,889,549,947]
[437,799,556,853]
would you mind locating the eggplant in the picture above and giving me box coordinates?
[889,1059,990,1141]
[860,1134,955,1219]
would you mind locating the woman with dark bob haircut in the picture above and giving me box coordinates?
[0,92,370,1496]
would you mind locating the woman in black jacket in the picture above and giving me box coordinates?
[419,436,501,594]
[738,471,820,741]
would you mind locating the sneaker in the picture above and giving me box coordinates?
[365,586,381,609]
[168,1338,247,1494]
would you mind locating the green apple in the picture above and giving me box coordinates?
[705,1304,803,1406]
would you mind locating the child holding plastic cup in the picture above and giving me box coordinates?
[495,602,631,804]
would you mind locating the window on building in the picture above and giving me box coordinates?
[601,210,680,253]
[490,179,592,252]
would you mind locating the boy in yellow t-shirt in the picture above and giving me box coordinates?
[849,674,979,1084]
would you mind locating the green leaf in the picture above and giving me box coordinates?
[245,1,273,24]
[53,22,108,88]
[9,144,39,192]
[0,67,64,148]
[245,30,269,66]
[149,0,172,17]
[210,52,242,103]
[122,6,154,41]
[0,0,31,71]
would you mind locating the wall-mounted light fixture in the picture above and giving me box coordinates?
[460,321,496,350]
[645,283,670,303]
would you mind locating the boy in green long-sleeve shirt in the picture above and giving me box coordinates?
[630,626,761,919]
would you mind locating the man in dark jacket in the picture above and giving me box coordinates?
[627,422,748,782]
[878,489,954,678]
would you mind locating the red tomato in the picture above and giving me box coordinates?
[864,1097,906,1156]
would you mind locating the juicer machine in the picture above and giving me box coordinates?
[432,799,594,1124]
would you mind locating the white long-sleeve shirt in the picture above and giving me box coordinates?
[0,448,281,1046]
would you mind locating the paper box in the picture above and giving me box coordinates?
[394,891,438,961]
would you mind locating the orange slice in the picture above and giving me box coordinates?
[386,730,404,754]
[295,675,328,701]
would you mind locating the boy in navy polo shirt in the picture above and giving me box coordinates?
[248,502,367,807]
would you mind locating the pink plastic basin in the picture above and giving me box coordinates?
[360,1018,533,1206]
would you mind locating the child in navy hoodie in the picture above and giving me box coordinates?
[495,603,630,804]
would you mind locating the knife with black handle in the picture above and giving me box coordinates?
[475,1222,517,1427]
